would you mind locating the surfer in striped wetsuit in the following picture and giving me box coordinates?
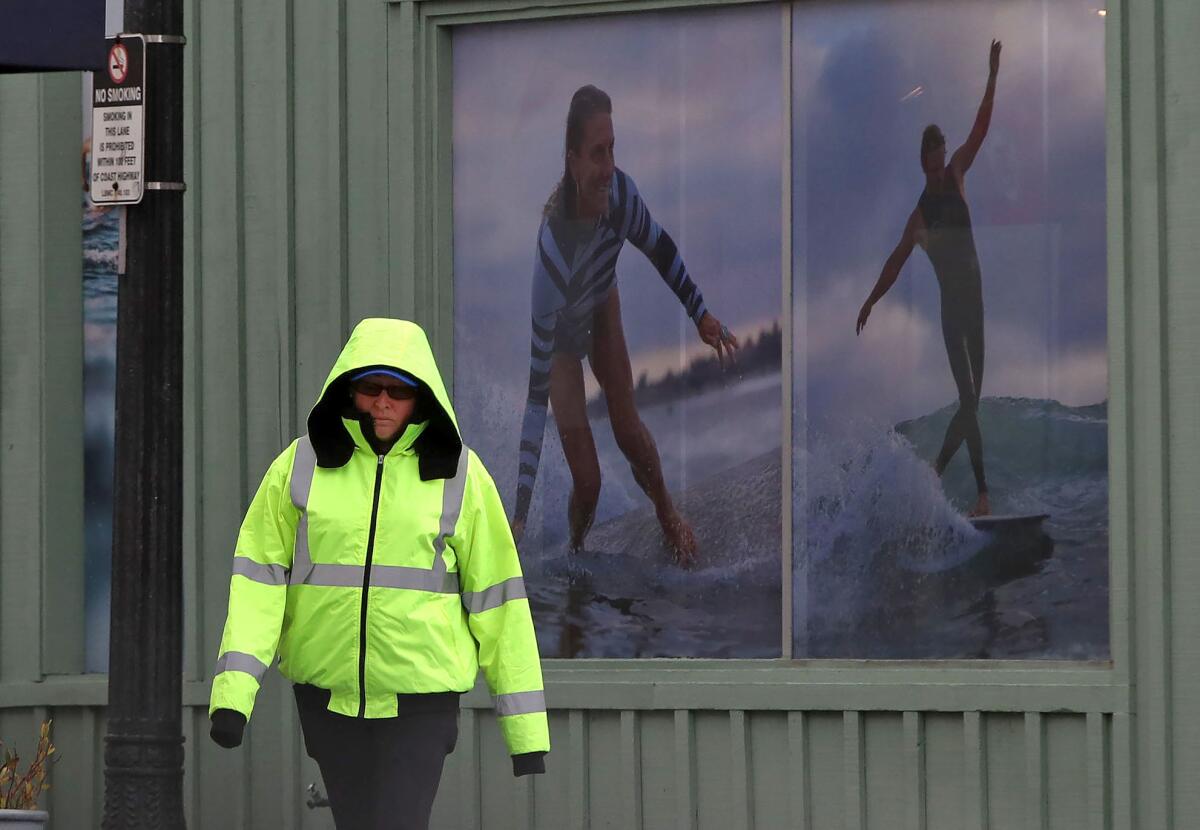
[512,85,740,565]
[857,39,1001,518]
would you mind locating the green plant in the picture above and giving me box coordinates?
[0,721,56,810]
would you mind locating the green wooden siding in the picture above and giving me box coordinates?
[0,71,85,685]
[0,0,1197,827]
[1161,0,1200,824]
[0,702,1125,829]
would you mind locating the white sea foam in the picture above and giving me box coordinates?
[798,423,985,576]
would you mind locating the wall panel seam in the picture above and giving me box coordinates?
[844,711,864,830]
[674,709,696,830]
[621,710,643,830]
[35,73,47,683]
[569,709,589,830]
[788,711,810,830]
[903,711,926,830]
[730,710,753,830]
[339,0,351,337]
[1025,712,1047,830]
[285,0,298,439]
[963,711,987,830]
[1150,0,1174,821]
[235,0,249,511]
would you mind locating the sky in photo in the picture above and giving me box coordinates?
[452,0,1107,445]
[453,4,784,402]
[793,0,1107,429]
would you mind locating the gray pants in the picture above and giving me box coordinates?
[294,684,459,830]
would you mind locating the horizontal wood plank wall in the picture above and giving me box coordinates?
[1,0,1196,828]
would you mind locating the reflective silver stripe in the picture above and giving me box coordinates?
[295,563,461,592]
[299,563,365,588]
[494,690,546,717]
[232,556,288,586]
[372,564,460,593]
[290,436,317,585]
[292,512,314,584]
[431,448,470,582]
[290,435,317,510]
[214,651,270,682]
[462,576,527,614]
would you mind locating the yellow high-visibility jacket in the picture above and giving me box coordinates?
[209,318,549,761]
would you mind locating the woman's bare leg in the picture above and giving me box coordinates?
[549,352,602,551]
[589,287,697,565]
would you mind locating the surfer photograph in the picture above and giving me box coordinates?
[856,39,1001,519]
[451,6,784,657]
[794,3,1109,660]
[509,83,740,567]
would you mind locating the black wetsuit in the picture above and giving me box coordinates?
[918,168,987,494]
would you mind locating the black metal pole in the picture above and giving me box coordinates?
[102,0,186,827]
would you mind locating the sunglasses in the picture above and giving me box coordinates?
[352,380,418,401]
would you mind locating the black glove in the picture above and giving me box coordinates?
[512,751,546,777]
[209,709,247,749]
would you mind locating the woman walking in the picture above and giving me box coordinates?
[209,318,548,829]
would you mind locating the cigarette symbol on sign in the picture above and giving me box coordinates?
[108,43,129,84]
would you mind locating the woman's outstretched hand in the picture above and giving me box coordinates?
[856,300,873,335]
[698,312,739,370]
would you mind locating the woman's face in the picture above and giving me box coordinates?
[352,373,417,442]
[568,112,615,219]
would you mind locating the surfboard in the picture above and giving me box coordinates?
[968,513,1049,532]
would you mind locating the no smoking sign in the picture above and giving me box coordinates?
[90,35,145,205]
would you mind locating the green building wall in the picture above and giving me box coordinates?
[0,1,1197,827]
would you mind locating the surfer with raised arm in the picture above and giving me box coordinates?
[856,39,1001,518]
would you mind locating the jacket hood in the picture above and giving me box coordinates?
[307,318,462,479]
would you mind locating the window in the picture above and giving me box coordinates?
[447,0,1107,660]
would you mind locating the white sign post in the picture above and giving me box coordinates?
[90,35,145,205]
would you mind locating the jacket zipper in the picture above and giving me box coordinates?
[358,453,385,718]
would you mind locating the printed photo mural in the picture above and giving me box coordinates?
[452,5,785,657]
[82,0,125,672]
[82,108,119,672]
[792,0,1109,658]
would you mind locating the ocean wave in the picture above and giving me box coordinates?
[798,424,985,576]
[83,204,119,233]
[896,396,1109,509]
[84,247,119,266]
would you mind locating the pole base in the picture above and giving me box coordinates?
[101,730,186,829]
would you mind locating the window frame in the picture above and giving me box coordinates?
[391,0,1134,715]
